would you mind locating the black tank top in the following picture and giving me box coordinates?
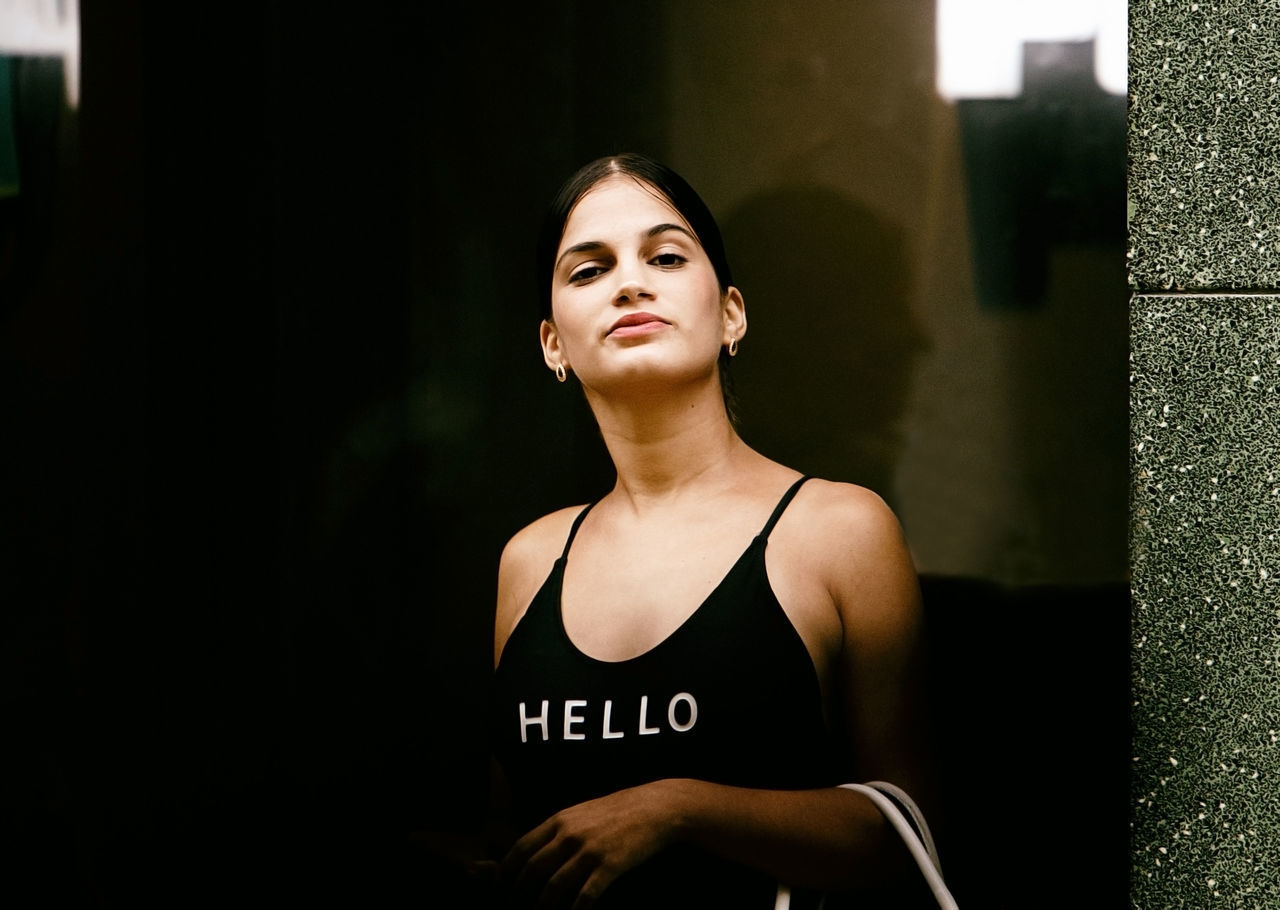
[492,476,837,909]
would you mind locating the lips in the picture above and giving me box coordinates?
[608,312,668,336]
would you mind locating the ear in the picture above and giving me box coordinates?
[540,319,568,372]
[722,286,747,345]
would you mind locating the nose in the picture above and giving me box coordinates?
[612,260,654,305]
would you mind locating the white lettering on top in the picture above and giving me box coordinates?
[638,695,660,736]
[518,700,549,744]
[515,693,700,742]
[602,699,624,740]
[668,692,697,732]
[563,699,587,741]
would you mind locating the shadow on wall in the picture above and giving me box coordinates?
[721,185,927,505]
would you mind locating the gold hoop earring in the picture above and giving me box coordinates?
[727,338,739,357]
[555,363,567,382]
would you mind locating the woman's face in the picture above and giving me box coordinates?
[541,176,744,394]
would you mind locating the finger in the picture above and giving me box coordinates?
[464,859,498,883]
[534,850,598,910]
[512,834,578,904]
[568,865,615,910]
[498,821,556,887]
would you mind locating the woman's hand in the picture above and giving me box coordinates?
[498,780,685,909]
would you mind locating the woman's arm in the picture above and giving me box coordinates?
[498,484,931,908]
[499,776,908,908]
[677,482,931,891]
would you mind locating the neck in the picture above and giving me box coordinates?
[584,382,751,504]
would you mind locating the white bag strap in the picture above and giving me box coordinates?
[859,780,944,876]
[773,783,957,910]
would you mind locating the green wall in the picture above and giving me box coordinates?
[1130,2,1280,905]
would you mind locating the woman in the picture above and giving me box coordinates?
[488,153,931,909]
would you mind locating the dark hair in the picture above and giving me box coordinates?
[535,153,739,420]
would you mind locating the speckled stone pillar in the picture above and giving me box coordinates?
[1130,2,1280,907]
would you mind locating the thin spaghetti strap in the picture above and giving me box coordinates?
[560,501,597,560]
[758,475,812,541]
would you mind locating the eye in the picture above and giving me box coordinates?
[651,252,687,268]
[568,264,607,283]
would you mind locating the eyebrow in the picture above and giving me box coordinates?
[555,223,697,272]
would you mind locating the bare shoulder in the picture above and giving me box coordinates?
[498,506,584,582]
[791,478,922,646]
[493,505,587,666]
[794,478,906,544]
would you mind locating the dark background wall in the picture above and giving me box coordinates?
[3,2,1128,907]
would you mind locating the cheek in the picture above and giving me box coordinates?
[548,302,591,354]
